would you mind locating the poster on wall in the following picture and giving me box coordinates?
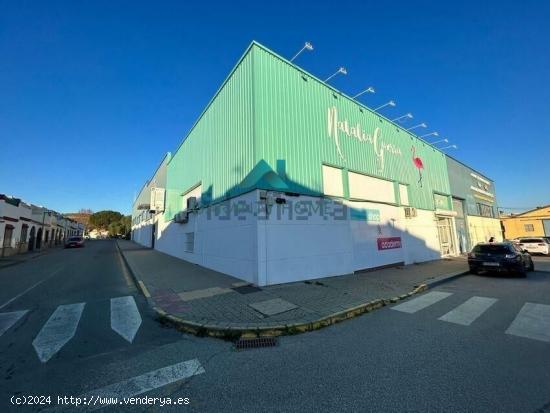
[377,237,402,250]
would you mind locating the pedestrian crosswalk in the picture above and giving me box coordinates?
[32,302,85,362]
[110,296,142,343]
[0,310,28,336]
[438,296,498,326]
[0,296,143,363]
[392,292,550,343]
[505,303,550,343]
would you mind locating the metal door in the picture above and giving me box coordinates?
[544,219,550,236]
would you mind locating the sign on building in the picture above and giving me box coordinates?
[150,187,165,212]
[377,237,402,250]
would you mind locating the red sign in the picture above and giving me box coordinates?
[377,237,402,250]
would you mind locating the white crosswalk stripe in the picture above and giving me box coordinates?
[391,291,453,313]
[0,310,28,337]
[438,296,497,326]
[505,303,550,343]
[32,303,85,362]
[44,358,205,413]
[111,296,142,343]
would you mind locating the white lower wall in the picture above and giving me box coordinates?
[467,216,503,246]
[259,194,442,285]
[155,191,258,284]
[146,190,445,286]
[132,221,153,247]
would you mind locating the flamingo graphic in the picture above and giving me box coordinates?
[411,146,424,187]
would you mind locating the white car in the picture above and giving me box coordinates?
[517,237,550,255]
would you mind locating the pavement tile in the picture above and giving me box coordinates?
[249,298,299,316]
[179,287,233,301]
[117,240,468,331]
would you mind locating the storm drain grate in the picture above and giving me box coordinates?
[235,337,278,350]
[232,285,262,294]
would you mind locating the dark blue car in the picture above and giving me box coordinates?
[468,242,534,277]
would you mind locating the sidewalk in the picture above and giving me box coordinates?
[0,249,51,269]
[117,240,468,338]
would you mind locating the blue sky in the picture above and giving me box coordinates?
[1,0,549,214]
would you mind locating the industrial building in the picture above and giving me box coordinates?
[131,41,501,286]
[501,206,550,239]
[446,156,503,253]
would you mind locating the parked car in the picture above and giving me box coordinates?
[468,242,534,277]
[64,236,84,248]
[517,237,550,255]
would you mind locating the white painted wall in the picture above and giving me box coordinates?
[467,216,503,246]
[145,190,444,286]
[398,208,443,264]
[155,190,259,284]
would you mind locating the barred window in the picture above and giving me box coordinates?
[477,203,494,218]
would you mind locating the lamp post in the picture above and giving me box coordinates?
[406,122,427,131]
[440,144,458,150]
[430,138,449,145]
[419,131,439,138]
[324,67,347,83]
[290,42,314,62]
[40,209,53,250]
[392,113,413,122]
[373,100,396,111]
[352,87,375,99]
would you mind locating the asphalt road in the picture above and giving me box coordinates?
[1,241,550,412]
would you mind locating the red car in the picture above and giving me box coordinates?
[64,236,84,248]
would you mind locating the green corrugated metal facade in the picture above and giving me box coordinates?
[164,49,256,219]
[165,41,452,218]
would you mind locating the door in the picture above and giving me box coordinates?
[437,217,455,256]
[2,225,14,256]
[544,219,550,236]
[28,226,35,251]
[36,228,42,249]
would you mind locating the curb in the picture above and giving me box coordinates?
[115,241,469,339]
[0,250,49,270]
[115,241,154,307]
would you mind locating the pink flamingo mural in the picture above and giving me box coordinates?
[411,146,424,187]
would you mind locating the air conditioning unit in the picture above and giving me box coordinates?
[404,207,417,218]
[174,211,189,224]
[187,196,198,210]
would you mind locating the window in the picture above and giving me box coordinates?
[322,165,344,197]
[524,224,534,232]
[184,232,195,253]
[348,171,395,203]
[473,244,512,254]
[399,184,409,206]
[452,198,465,217]
[477,203,494,218]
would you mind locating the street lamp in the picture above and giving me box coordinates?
[419,131,439,138]
[373,100,396,111]
[324,67,347,83]
[406,122,427,131]
[440,144,458,150]
[392,113,413,122]
[352,86,375,99]
[39,209,53,250]
[430,138,449,145]
[290,42,314,62]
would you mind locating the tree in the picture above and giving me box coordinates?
[88,211,123,231]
